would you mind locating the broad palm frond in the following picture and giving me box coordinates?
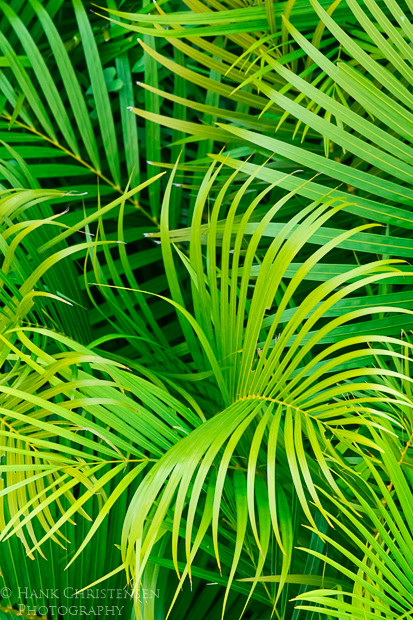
[0,0,127,195]
[110,0,413,238]
[2,160,412,618]
[113,163,413,618]
[296,436,413,619]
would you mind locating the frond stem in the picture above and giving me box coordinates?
[0,113,157,225]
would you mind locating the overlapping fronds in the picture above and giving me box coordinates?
[1,1,413,619]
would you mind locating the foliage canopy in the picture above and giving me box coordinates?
[0,0,413,619]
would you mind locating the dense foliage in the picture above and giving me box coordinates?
[0,0,413,618]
